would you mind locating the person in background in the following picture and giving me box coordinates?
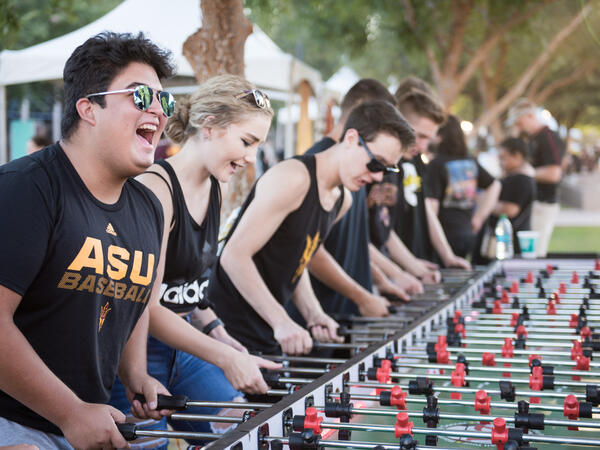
[26,133,53,155]
[425,115,501,260]
[506,98,566,257]
[486,137,536,257]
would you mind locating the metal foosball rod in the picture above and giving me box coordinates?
[387,361,600,378]
[466,307,600,318]
[430,331,591,342]
[408,345,600,361]
[399,350,594,369]
[132,393,273,411]
[348,381,589,401]
[328,391,600,417]
[358,370,591,389]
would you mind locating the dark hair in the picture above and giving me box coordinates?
[500,137,528,159]
[394,78,445,126]
[342,100,415,149]
[31,133,53,148]
[340,79,396,117]
[435,115,468,157]
[61,31,175,139]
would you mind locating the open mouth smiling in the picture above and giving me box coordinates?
[136,123,157,145]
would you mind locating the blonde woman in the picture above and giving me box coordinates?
[109,75,280,446]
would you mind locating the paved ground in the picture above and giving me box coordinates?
[556,208,600,226]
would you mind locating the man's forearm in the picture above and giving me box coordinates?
[535,165,562,184]
[308,247,370,307]
[385,232,425,276]
[118,308,150,387]
[424,199,454,263]
[0,319,82,429]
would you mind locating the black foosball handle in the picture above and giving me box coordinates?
[133,393,188,411]
[117,422,137,441]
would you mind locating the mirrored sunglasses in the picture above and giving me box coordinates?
[235,89,271,109]
[359,135,400,173]
[86,84,176,118]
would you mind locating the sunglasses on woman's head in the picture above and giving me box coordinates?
[86,84,176,118]
[235,89,271,110]
[358,135,400,173]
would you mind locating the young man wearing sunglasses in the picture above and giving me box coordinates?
[208,100,415,356]
[0,32,175,448]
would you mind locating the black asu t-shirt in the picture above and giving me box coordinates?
[209,154,344,353]
[0,144,163,435]
[529,126,565,203]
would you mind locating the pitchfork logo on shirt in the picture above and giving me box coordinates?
[98,301,112,333]
[291,231,321,283]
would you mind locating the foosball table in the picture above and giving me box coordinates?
[120,258,600,449]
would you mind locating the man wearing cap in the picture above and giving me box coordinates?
[507,98,566,257]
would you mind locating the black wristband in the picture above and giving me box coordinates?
[203,318,224,335]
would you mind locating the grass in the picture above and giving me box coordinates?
[548,226,600,253]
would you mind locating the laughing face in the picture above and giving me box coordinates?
[92,62,168,178]
[204,113,272,182]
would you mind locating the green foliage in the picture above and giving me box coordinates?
[2,0,121,117]
[1,0,121,51]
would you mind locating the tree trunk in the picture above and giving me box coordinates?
[183,0,254,222]
[475,40,508,145]
[472,4,590,133]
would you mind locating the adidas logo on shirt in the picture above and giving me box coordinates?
[106,223,117,236]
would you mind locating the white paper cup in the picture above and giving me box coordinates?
[517,230,538,259]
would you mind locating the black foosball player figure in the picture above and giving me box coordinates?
[208,100,416,356]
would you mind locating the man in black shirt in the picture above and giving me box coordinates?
[507,98,565,257]
[0,32,175,448]
[394,78,471,269]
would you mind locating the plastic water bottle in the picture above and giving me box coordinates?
[495,214,514,260]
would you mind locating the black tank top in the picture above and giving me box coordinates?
[151,160,221,314]
[209,154,345,353]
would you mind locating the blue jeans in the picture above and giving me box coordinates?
[109,333,241,448]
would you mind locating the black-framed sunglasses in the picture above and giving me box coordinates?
[234,89,271,109]
[86,84,176,118]
[358,135,400,173]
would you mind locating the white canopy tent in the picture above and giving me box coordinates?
[0,0,322,162]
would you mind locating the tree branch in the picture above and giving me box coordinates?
[401,0,442,87]
[533,61,597,104]
[449,0,555,103]
[473,3,591,132]
[443,0,474,77]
